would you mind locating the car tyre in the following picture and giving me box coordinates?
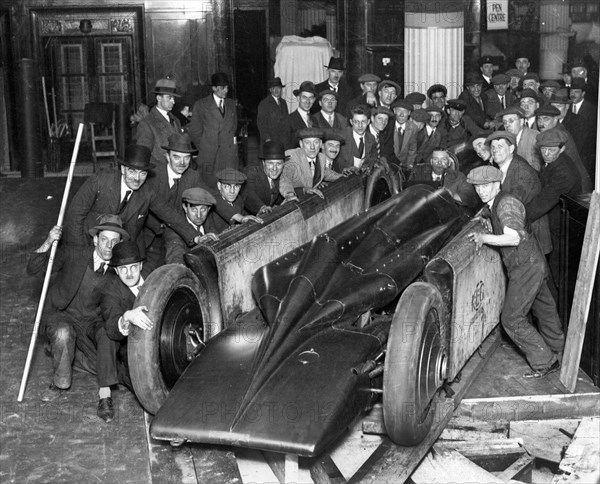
[364,164,400,210]
[128,264,220,414]
[383,281,448,445]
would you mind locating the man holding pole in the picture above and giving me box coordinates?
[26,215,130,403]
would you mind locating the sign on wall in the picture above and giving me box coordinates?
[487,0,509,30]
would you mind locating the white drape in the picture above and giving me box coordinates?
[274,35,333,113]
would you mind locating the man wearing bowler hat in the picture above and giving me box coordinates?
[65,144,204,257]
[257,77,289,145]
[244,140,287,213]
[321,129,346,170]
[311,90,348,130]
[164,188,219,265]
[287,81,318,149]
[96,240,155,421]
[144,132,208,267]
[467,166,564,379]
[280,127,343,202]
[314,57,351,115]
[136,76,183,167]
[458,72,489,129]
[210,168,264,233]
[188,72,239,177]
[27,215,130,412]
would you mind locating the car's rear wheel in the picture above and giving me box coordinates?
[128,264,220,414]
[364,164,400,209]
[383,282,448,445]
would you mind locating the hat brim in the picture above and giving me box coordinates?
[260,154,290,160]
[109,255,145,267]
[293,89,317,97]
[89,225,130,241]
[160,144,198,154]
[118,159,155,171]
[154,89,181,98]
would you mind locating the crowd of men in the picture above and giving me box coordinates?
[28,53,598,422]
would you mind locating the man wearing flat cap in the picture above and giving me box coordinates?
[368,106,393,161]
[467,166,564,379]
[144,132,209,267]
[484,73,516,122]
[527,128,584,291]
[64,144,204,258]
[458,73,489,129]
[27,214,130,419]
[522,73,541,93]
[135,77,183,167]
[439,99,486,151]
[497,106,542,171]
[478,56,495,92]
[535,104,592,192]
[210,168,264,232]
[243,140,286,213]
[311,90,348,130]
[280,127,343,202]
[514,54,531,76]
[346,73,381,116]
[337,105,379,174]
[257,77,289,145]
[405,92,426,111]
[164,187,219,265]
[188,72,239,177]
[96,240,155,420]
[286,81,317,149]
[505,69,524,99]
[416,106,444,165]
[376,80,401,158]
[541,80,560,101]
[314,57,351,115]
[389,99,418,174]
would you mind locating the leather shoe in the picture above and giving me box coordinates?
[523,360,560,379]
[97,397,114,422]
[40,383,69,402]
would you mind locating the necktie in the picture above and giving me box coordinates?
[358,137,364,158]
[168,177,180,205]
[501,96,505,109]
[375,133,380,157]
[218,99,224,116]
[169,115,175,127]
[95,262,107,275]
[328,114,334,127]
[572,104,577,114]
[331,85,337,92]
[119,190,132,213]
[308,159,315,177]
[276,98,280,107]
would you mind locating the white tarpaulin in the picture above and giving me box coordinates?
[274,35,333,113]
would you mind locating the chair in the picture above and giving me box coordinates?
[84,103,117,172]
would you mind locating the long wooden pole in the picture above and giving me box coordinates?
[17,123,84,402]
[41,76,52,138]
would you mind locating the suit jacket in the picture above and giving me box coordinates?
[555,123,592,193]
[286,110,312,150]
[256,95,289,144]
[405,165,479,208]
[561,111,587,154]
[98,273,136,341]
[314,80,352,115]
[438,115,485,150]
[392,121,419,169]
[458,90,487,128]
[483,90,517,121]
[64,169,198,256]
[335,127,378,172]
[164,215,217,266]
[280,148,341,197]
[135,107,182,166]
[188,95,238,176]
[345,92,379,118]
[416,127,442,165]
[27,245,98,311]
[210,193,249,233]
[516,126,542,171]
[243,164,284,213]
[573,99,596,125]
[310,111,348,130]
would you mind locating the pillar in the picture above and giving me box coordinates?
[404,3,464,99]
[539,0,570,80]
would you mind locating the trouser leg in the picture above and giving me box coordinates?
[502,262,555,370]
[530,278,565,354]
[94,325,120,388]
[43,311,76,389]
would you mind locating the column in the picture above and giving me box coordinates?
[404,3,464,99]
[539,0,570,80]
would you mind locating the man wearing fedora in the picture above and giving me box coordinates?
[287,81,317,149]
[188,72,239,177]
[64,144,203,258]
[144,132,208,267]
[27,215,130,408]
[311,90,348,130]
[210,168,264,233]
[243,140,286,213]
[136,77,183,167]
[257,77,289,145]
[314,57,352,115]
[280,127,343,202]
[165,188,219,265]
[96,240,154,421]
[497,106,542,172]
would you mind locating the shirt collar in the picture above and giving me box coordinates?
[156,106,170,122]
[166,163,181,186]
[93,250,107,272]
[395,121,406,130]
[120,177,132,201]
[352,131,364,145]
[213,93,224,106]
[498,157,512,180]
[128,276,145,296]
[369,125,378,137]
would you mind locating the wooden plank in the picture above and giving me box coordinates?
[457,393,600,422]
[350,329,501,483]
[509,419,581,464]
[552,417,600,483]
[560,191,600,392]
[310,455,346,484]
[410,445,506,483]
[436,439,526,473]
[235,448,281,483]
[188,444,242,484]
[496,454,535,483]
